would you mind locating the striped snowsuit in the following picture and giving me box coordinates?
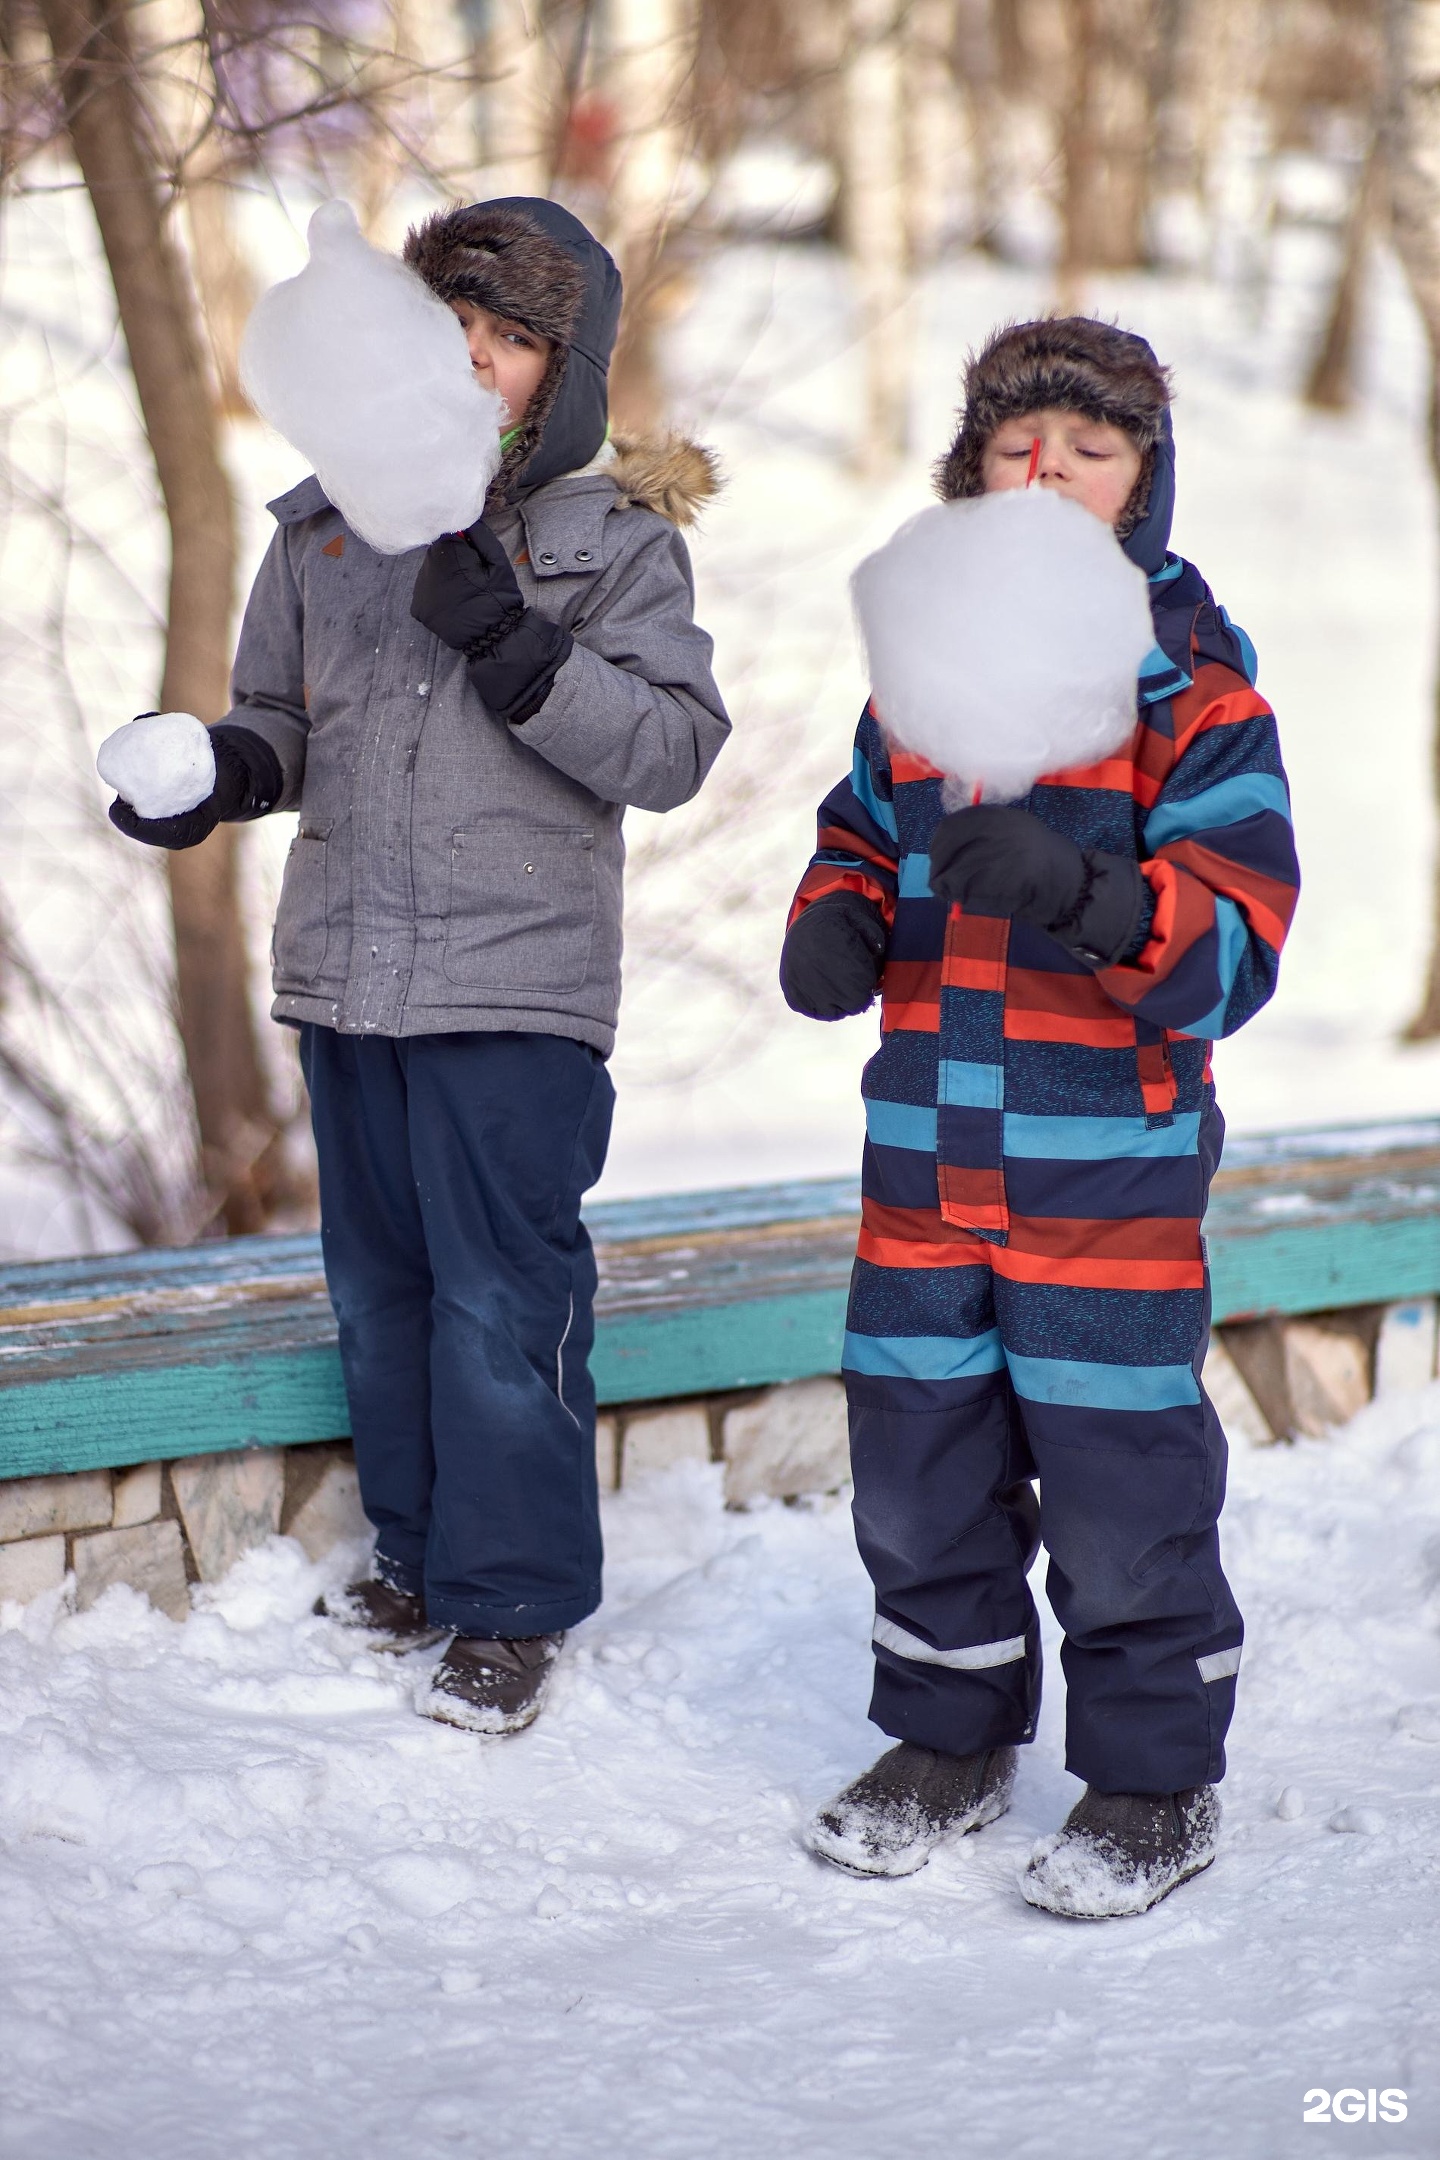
[791,555,1298,1793]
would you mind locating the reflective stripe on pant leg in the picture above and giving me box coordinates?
[846,1237,1042,1756]
[872,1615,1028,1670]
[994,1266,1243,1792]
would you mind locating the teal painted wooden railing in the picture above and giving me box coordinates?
[2,1117,1439,1481]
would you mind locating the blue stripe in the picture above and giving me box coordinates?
[1217,606,1258,686]
[844,1331,1006,1381]
[1149,555,1184,587]
[1006,1354,1201,1410]
[940,1060,1004,1110]
[898,852,936,898]
[1138,641,1191,706]
[1002,1111,1201,1160]
[1174,896,1250,1042]
[1144,774,1291,849]
[851,746,899,842]
[864,1099,938,1153]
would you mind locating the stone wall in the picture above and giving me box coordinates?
[1,1300,1435,1617]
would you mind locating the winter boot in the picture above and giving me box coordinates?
[806,1742,1018,1878]
[1021,1784,1221,1918]
[314,1576,450,1653]
[418,1631,565,1735]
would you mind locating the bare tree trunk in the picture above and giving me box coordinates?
[1388,0,1440,1039]
[1304,130,1383,412]
[602,0,699,434]
[1058,0,1158,296]
[481,0,560,196]
[843,0,909,474]
[38,0,276,1231]
[906,0,961,270]
[954,0,1008,255]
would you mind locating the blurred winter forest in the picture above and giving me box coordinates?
[2,0,1439,1257]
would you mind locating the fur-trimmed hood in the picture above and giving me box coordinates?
[608,434,722,528]
[935,317,1176,571]
[404,197,623,500]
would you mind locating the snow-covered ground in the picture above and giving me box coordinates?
[4,1389,1439,2158]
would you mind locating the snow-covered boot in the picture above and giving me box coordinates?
[418,1631,565,1735]
[807,1742,1017,1878]
[315,1577,449,1652]
[1021,1784,1221,1918]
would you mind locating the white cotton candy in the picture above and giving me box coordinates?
[239,200,504,554]
[851,487,1155,802]
[96,711,216,818]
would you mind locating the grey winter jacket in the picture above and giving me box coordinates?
[222,450,730,1054]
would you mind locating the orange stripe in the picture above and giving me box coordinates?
[882,958,941,1003]
[938,1163,1007,1236]
[945,954,1007,994]
[1007,1214,1202,1263]
[1171,674,1271,757]
[1004,1007,1138,1046]
[862,1199,986,1243]
[1005,966,1127,1019]
[858,1233,992,1270]
[1165,839,1294,953]
[882,1000,940,1035]
[988,1245,1204,1291]
[790,868,894,930]
[889,747,945,784]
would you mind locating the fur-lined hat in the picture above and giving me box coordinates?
[404,197,622,498]
[935,317,1172,542]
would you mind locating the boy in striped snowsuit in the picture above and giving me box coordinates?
[780,319,1298,1917]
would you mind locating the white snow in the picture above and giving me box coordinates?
[851,488,1154,801]
[239,201,503,554]
[4,1387,1439,2156]
[95,711,215,820]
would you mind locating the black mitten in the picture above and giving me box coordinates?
[928,804,1146,966]
[108,725,283,851]
[411,520,573,725]
[410,520,525,649]
[780,891,888,1020]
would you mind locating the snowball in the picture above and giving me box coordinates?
[1275,1786,1306,1821]
[1329,1805,1384,1836]
[851,488,1155,802]
[239,200,504,555]
[96,711,215,818]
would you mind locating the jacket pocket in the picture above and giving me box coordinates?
[272,827,330,985]
[443,825,596,992]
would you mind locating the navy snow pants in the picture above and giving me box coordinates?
[845,1243,1242,1796]
[300,1025,614,1636]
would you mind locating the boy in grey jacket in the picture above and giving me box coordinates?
[108,199,730,1733]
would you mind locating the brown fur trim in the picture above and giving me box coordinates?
[404,204,586,346]
[934,317,1172,504]
[609,433,723,527]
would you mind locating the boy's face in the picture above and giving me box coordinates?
[448,299,553,429]
[980,408,1144,528]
